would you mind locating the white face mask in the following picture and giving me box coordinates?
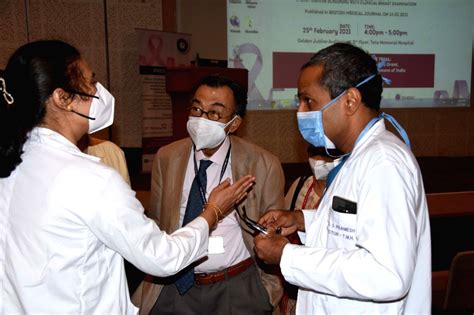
[87,82,115,134]
[308,157,340,180]
[186,115,237,150]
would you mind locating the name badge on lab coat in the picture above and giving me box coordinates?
[208,236,225,254]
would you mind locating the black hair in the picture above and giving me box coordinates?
[192,75,247,117]
[302,42,383,110]
[0,40,83,178]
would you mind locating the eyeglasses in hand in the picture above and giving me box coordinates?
[236,206,281,235]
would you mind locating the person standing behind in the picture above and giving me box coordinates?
[285,145,339,212]
[280,145,339,314]
[78,135,131,185]
[133,75,285,314]
[0,40,254,314]
[254,43,431,314]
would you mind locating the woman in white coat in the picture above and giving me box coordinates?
[0,40,254,314]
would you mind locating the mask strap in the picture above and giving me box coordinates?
[324,147,349,159]
[380,112,411,149]
[321,60,390,112]
[376,60,392,85]
[321,91,346,111]
[321,59,393,156]
[223,115,239,132]
[353,60,392,89]
[355,74,376,88]
[69,82,103,121]
[71,109,96,120]
[207,115,238,150]
[224,114,238,127]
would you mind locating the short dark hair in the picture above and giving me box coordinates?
[0,40,83,177]
[193,75,247,117]
[302,42,383,110]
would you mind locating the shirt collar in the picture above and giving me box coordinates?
[195,136,231,167]
[352,119,386,154]
[26,127,100,162]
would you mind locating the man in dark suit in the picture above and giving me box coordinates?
[132,75,285,314]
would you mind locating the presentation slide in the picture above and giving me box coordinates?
[227,0,473,109]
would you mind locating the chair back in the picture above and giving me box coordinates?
[443,250,474,311]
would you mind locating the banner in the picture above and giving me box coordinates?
[136,29,192,172]
[228,0,472,109]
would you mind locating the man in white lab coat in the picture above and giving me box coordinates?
[254,42,431,314]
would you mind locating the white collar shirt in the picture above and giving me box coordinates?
[181,137,250,273]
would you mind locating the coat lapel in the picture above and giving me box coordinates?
[163,140,192,233]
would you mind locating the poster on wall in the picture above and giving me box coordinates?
[136,29,192,172]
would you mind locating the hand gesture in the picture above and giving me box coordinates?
[201,175,255,228]
[258,210,305,236]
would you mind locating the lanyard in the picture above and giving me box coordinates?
[325,117,381,190]
[326,113,410,191]
[355,116,381,145]
[356,113,411,148]
[192,142,232,204]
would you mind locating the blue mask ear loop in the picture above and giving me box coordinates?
[375,59,392,85]
[374,60,411,149]
[320,77,380,159]
[322,60,396,158]
[353,60,411,149]
[379,113,411,149]
[320,91,349,159]
[321,60,392,158]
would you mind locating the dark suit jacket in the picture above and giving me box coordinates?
[132,135,285,314]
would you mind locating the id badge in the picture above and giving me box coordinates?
[208,236,225,254]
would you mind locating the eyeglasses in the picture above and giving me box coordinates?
[293,95,300,108]
[188,105,235,121]
[67,89,99,100]
[236,206,281,235]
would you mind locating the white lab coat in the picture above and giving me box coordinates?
[280,120,431,314]
[0,127,210,314]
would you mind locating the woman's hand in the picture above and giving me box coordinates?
[201,175,255,228]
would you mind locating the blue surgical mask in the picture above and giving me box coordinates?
[296,65,411,153]
[296,63,388,150]
[297,89,346,149]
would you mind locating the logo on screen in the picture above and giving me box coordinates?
[230,15,240,27]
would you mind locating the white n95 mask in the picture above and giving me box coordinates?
[308,157,341,180]
[187,116,237,150]
[88,82,115,134]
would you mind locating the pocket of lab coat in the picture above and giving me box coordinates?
[327,209,357,248]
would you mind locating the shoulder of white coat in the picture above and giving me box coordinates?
[355,128,419,176]
[43,152,128,216]
[55,154,120,192]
